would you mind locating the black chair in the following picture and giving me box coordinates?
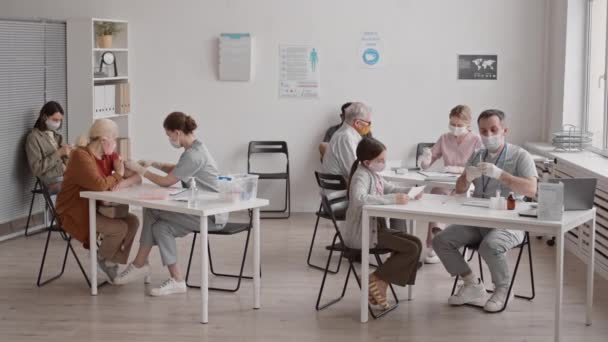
[37,179,91,288]
[415,142,435,167]
[450,232,535,313]
[307,172,347,273]
[315,190,399,319]
[24,179,47,237]
[185,211,255,292]
[247,141,290,219]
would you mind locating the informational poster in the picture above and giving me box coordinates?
[359,32,384,68]
[219,33,253,81]
[457,54,498,80]
[279,45,320,98]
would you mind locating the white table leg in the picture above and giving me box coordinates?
[361,211,370,323]
[200,216,209,324]
[253,208,261,309]
[88,198,97,296]
[554,233,564,342]
[408,219,416,301]
[587,214,596,326]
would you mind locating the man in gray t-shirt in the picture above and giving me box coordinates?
[432,109,538,313]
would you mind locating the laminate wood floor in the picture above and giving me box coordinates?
[1,213,607,342]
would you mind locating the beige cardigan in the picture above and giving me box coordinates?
[25,128,65,182]
[342,165,410,249]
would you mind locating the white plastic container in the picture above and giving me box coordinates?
[217,174,259,202]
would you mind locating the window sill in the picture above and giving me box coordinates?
[525,142,608,179]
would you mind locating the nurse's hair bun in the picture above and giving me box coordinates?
[163,111,198,134]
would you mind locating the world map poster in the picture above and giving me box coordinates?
[457,54,498,80]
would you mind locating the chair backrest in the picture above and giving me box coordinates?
[415,142,435,166]
[319,188,349,238]
[247,141,289,173]
[314,171,347,191]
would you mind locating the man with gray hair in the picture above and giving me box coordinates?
[432,109,538,313]
[321,102,373,180]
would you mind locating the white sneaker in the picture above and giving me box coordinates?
[150,278,187,297]
[424,249,441,264]
[448,279,487,306]
[484,286,515,313]
[113,263,150,285]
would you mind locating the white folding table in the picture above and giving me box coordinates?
[80,184,269,323]
[361,194,596,342]
[380,170,457,189]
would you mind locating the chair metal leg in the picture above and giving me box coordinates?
[37,229,68,287]
[478,251,484,284]
[307,203,343,274]
[67,240,91,288]
[37,230,93,288]
[186,229,258,292]
[25,181,46,237]
[316,234,350,310]
[208,229,252,292]
[260,176,291,219]
[526,234,536,300]
[185,232,198,289]
[25,188,38,237]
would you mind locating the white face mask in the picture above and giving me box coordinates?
[46,119,61,131]
[169,137,181,149]
[168,131,181,148]
[448,125,468,137]
[367,161,386,173]
[482,134,504,152]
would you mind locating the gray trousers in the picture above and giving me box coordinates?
[432,225,524,288]
[140,208,223,266]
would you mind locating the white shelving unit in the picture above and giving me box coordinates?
[67,18,132,150]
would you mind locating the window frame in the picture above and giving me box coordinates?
[584,0,608,156]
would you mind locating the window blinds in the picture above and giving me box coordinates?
[0,19,67,224]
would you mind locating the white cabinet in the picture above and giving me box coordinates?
[527,142,608,279]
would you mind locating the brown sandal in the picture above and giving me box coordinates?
[368,291,378,305]
[369,279,390,309]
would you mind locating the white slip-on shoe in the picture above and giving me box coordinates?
[424,249,441,264]
[150,278,187,297]
[484,286,515,313]
[113,263,150,285]
[448,279,487,306]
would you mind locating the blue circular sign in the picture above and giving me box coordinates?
[362,48,380,65]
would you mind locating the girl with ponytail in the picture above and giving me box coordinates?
[343,137,423,310]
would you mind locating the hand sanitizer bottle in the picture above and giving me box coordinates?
[188,177,198,208]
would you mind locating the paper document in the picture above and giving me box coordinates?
[538,182,564,221]
[462,200,490,208]
[418,171,459,179]
[408,186,425,199]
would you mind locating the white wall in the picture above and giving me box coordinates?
[563,0,587,128]
[1,0,549,212]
